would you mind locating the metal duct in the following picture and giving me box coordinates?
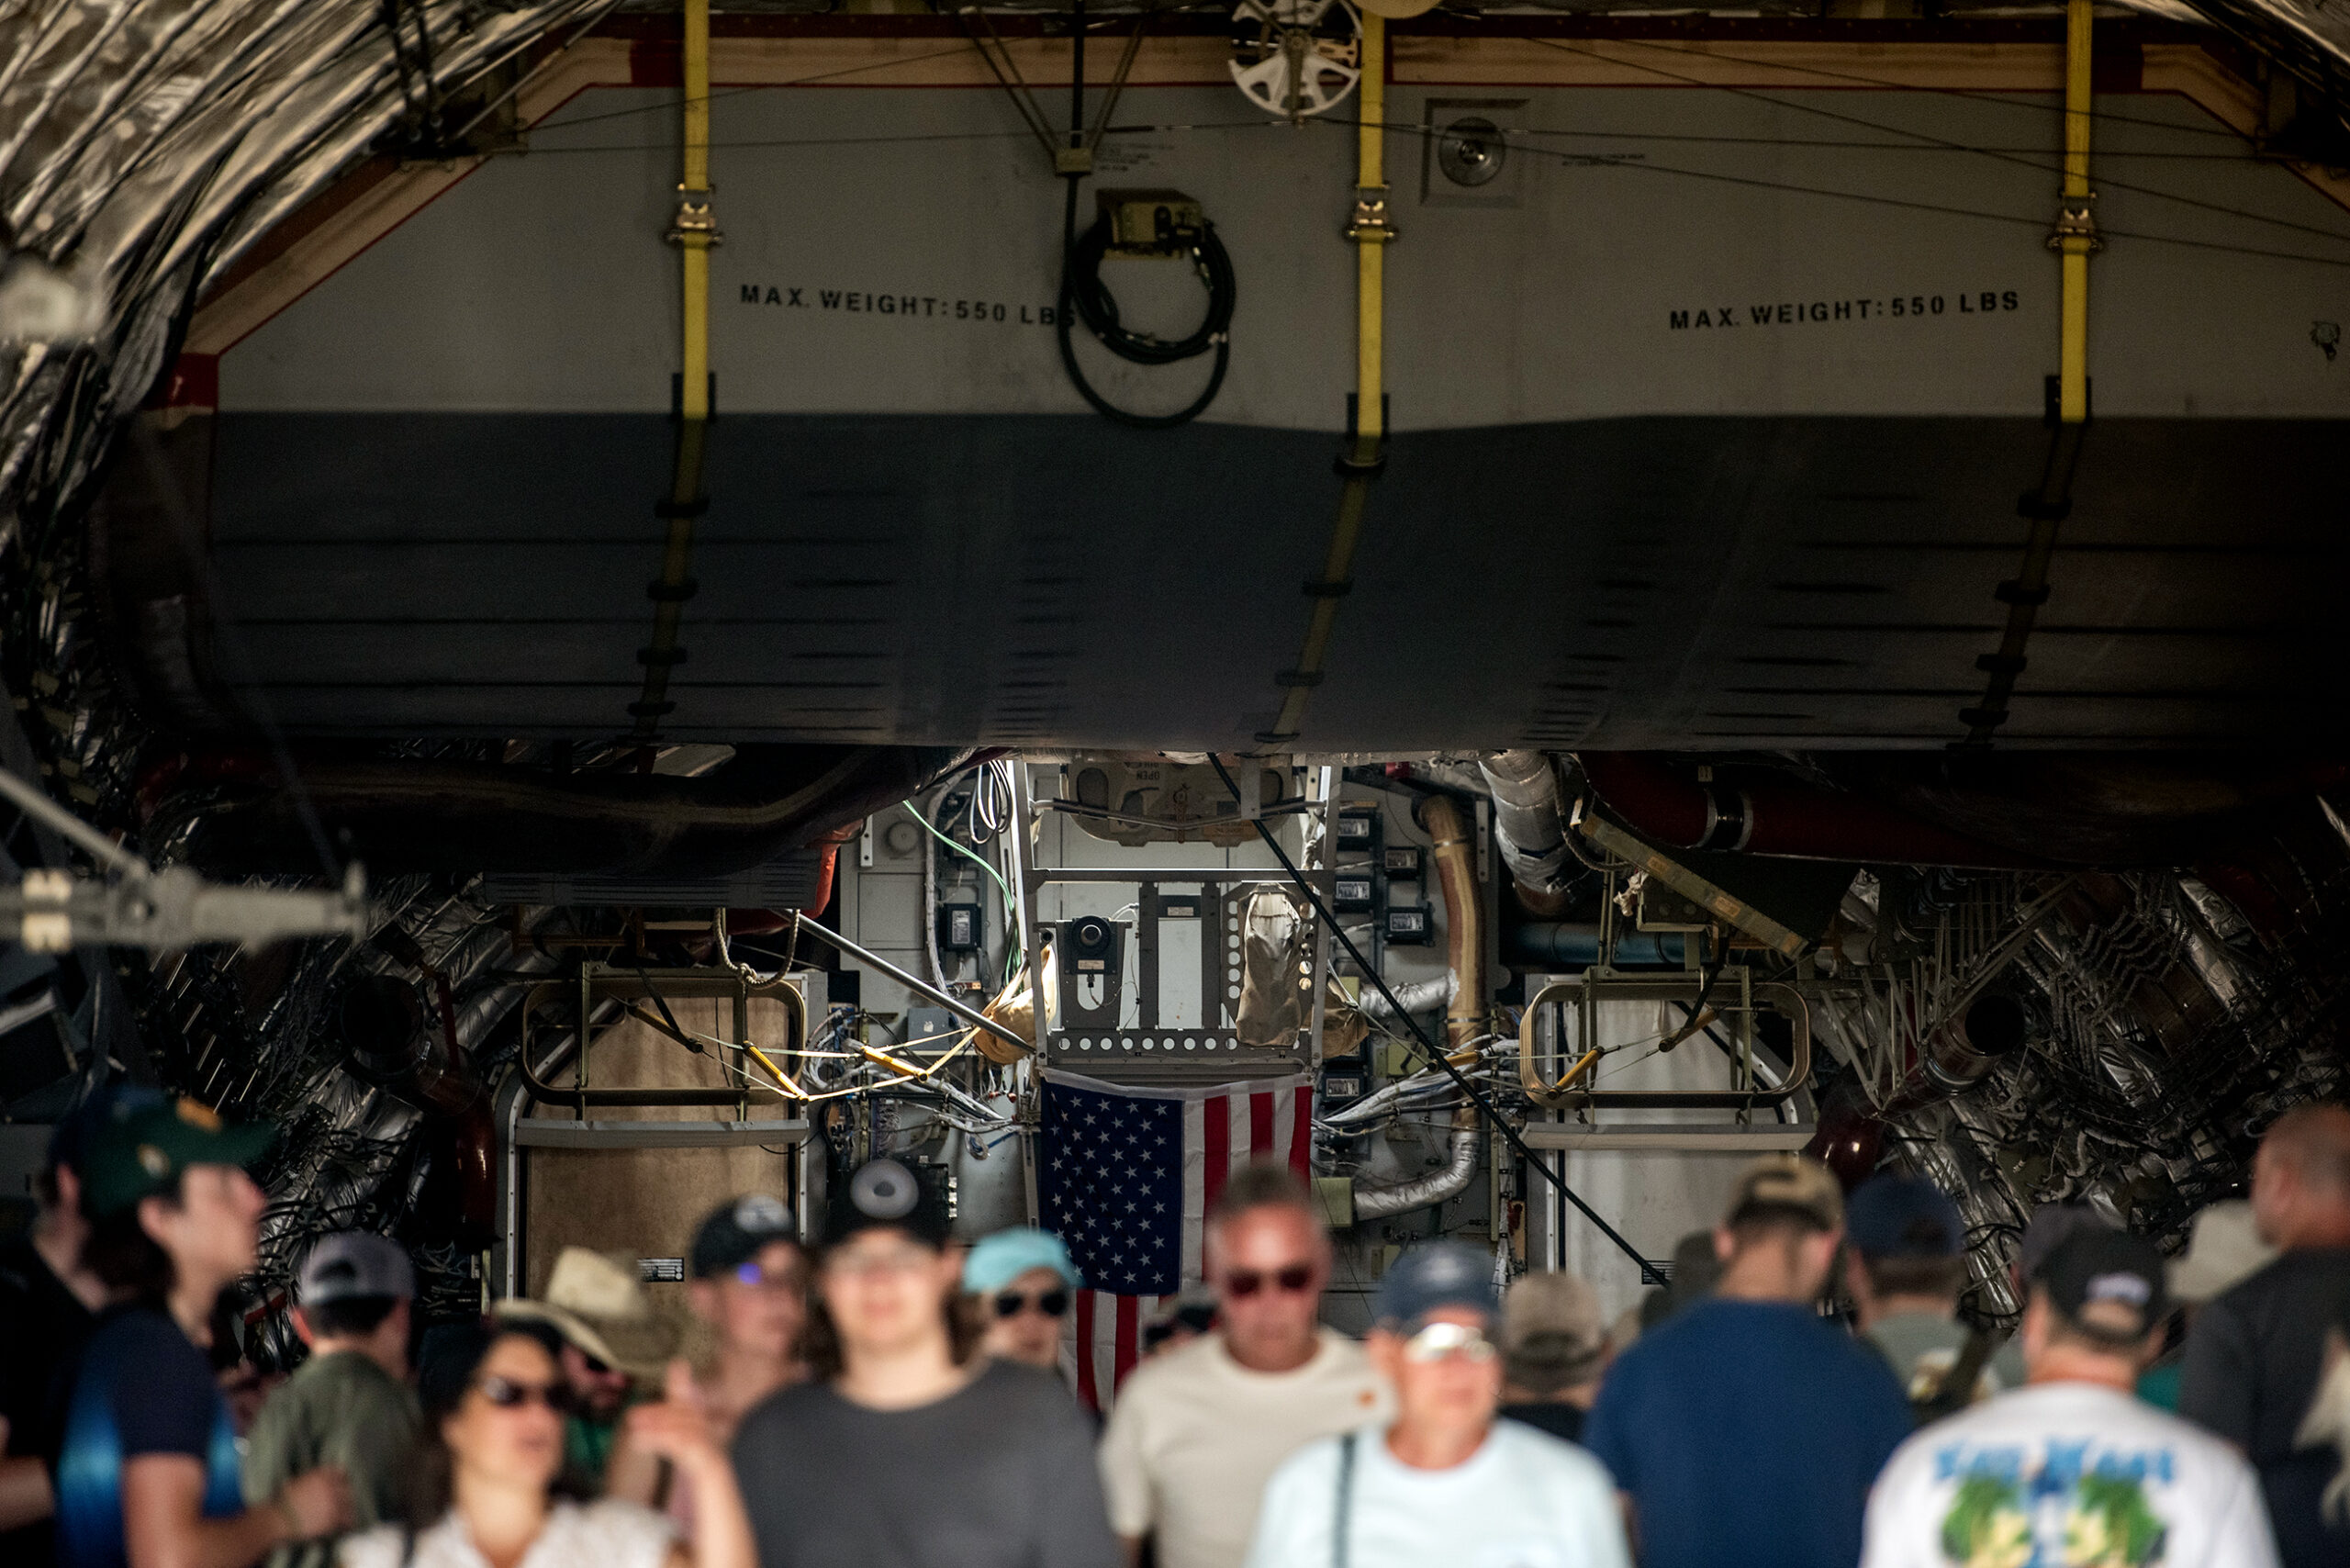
[147,744,973,878]
[1358,973,1453,1021]
[1420,794,1487,1051]
[1353,1107,1480,1219]
[1479,750,1574,917]
[1578,753,2047,870]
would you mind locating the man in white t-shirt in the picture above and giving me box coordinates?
[1863,1227,2281,1568]
[1244,1243,1630,1568]
[1098,1163,1391,1568]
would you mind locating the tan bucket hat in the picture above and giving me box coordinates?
[494,1247,677,1378]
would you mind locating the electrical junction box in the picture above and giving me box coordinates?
[1382,846,1424,879]
[938,902,983,952]
[1336,809,1380,853]
[1333,873,1376,913]
[904,1005,957,1044]
[1318,1065,1368,1111]
[1098,189,1206,257]
[1385,905,1434,945]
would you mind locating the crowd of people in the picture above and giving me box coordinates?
[6,1086,2350,1568]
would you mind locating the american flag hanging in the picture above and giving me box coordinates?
[1037,1067,1313,1409]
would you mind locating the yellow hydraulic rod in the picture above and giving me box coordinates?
[1261,15,1391,745]
[2053,0,2095,423]
[630,0,721,739]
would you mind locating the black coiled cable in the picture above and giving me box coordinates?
[1056,175,1236,429]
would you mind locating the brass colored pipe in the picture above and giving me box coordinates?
[1420,795,1486,1051]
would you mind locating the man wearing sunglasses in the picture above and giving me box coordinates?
[1244,1244,1632,1568]
[1100,1163,1389,1568]
[965,1228,1081,1375]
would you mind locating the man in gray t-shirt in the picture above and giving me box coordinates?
[1846,1174,2020,1414]
[731,1159,1115,1568]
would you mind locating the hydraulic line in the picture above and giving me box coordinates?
[632,0,718,741]
[1259,11,1391,745]
[1208,756,1662,1285]
[1958,0,2093,748]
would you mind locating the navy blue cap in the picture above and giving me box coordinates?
[46,1085,168,1176]
[1846,1173,1964,1260]
[1372,1242,1499,1329]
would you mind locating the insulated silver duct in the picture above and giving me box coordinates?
[1359,973,1454,1021]
[1352,1108,1480,1219]
[1480,750,1575,915]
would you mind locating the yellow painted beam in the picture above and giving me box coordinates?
[2055,0,2092,424]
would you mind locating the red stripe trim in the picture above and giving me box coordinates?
[1288,1084,1313,1176]
[1249,1091,1274,1161]
[1113,1294,1141,1391]
[1075,1291,1101,1411]
[1203,1094,1230,1215]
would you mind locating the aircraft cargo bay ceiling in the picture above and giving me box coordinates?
[3,0,2350,1352]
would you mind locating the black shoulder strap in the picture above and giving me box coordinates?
[1916,1327,2004,1426]
[1333,1431,1358,1568]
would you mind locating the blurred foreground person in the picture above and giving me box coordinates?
[731,1159,1114,1568]
[1495,1270,1609,1445]
[1100,1163,1390,1568]
[1243,1245,1629,1568]
[0,1089,129,1558]
[2143,1200,2277,1409]
[245,1233,421,1568]
[1585,1155,1910,1568]
[53,1096,351,1568]
[1845,1173,2011,1418]
[610,1194,807,1530]
[495,1246,677,1484]
[1863,1228,2279,1568]
[2183,1104,2350,1566]
[965,1227,1081,1373]
[338,1321,754,1568]
[1141,1292,1216,1361]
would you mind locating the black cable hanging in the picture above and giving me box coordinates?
[1207,756,1664,1286]
[1052,2,1237,429]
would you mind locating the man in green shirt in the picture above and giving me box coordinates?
[242,1232,420,1568]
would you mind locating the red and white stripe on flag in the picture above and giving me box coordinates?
[1040,1068,1313,1412]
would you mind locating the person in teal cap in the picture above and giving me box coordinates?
[963,1228,1081,1374]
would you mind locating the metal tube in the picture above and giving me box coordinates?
[2058,0,2093,425]
[1353,1108,1479,1218]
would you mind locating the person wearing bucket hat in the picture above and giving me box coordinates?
[729,1159,1116,1568]
[1863,1228,2279,1568]
[1584,1155,1911,1568]
[963,1227,1080,1374]
[1243,1245,1629,1568]
[50,1094,353,1568]
[0,1086,146,1559]
[494,1248,678,1486]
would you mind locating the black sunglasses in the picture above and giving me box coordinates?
[993,1287,1070,1320]
[477,1374,573,1413]
[1224,1263,1315,1298]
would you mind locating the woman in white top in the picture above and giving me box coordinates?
[338,1320,754,1568]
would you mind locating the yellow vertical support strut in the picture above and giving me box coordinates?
[2054,0,2096,424]
[632,0,721,741]
[1956,0,2095,747]
[1260,13,1392,747]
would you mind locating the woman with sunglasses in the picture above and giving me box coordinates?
[730,1159,1117,1568]
[963,1228,1081,1375]
[338,1323,754,1568]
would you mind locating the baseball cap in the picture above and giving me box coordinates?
[298,1232,416,1305]
[77,1093,276,1218]
[1722,1154,1843,1233]
[691,1193,800,1279]
[2167,1200,2277,1305]
[46,1085,169,1178]
[1845,1173,1964,1260]
[1372,1242,1498,1329]
[1500,1271,1606,1390]
[963,1227,1080,1296]
[824,1158,950,1249]
[2036,1228,2169,1346]
[2015,1202,2114,1281]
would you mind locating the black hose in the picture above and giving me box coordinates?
[1057,174,1235,430]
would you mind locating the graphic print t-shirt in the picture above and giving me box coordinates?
[55,1305,244,1568]
[1860,1382,2280,1568]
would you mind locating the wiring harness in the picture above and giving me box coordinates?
[1057,184,1237,429]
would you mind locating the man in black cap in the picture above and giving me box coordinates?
[1862,1229,2280,1568]
[51,1093,351,1568]
[729,1158,1117,1568]
[0,1088,131,1560]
